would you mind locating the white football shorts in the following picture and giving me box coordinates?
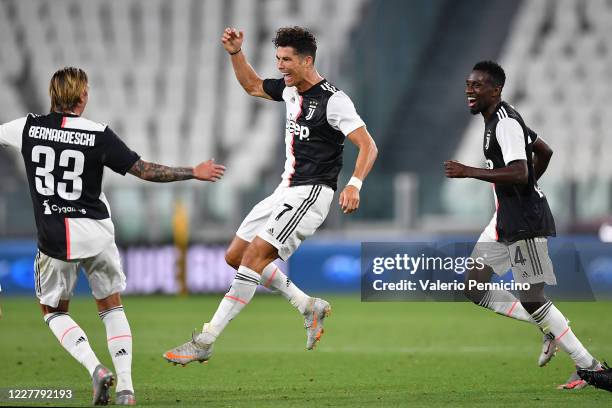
[236,184,334,260]
[471,215,556,285]
[34,243,126,307]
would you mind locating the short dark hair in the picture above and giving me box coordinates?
[473,60,506,88]
[273,26,317,61]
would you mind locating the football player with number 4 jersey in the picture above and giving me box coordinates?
[444,61,604,390]
[164,27,377,365]
[0,67,225,405]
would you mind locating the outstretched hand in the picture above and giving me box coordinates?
[194,159,226,182]
[339,185,360,214]
[221,27,244,54]
[444,160,471,178]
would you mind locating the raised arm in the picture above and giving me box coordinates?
[128,159,225,183]
[339,126,378,214]
[531,137,553,180]
[221,27,271,100]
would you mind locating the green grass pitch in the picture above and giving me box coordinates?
[0,295,610,407]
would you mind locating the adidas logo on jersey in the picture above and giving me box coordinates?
[75,336,88,346]
[266,228,275,236]
[115,348,129,357]
[321,82,338,94]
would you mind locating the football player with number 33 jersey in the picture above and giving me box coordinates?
[0,67,225,405]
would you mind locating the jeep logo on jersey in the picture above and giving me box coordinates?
[286,119,310,141]
[305,100,318,121]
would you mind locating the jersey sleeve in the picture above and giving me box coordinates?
[101,127,141,175]
[496,117,527,165]
[527,127,538,143]
[326,91,366,136]
[0,117,27,149]
[262,78,286,102]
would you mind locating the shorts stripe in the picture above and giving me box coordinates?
[529,239,544,276]
[278,185,322,243]
[35,251,41,296]
[34,251,39,296]
[279,187,320,244]
[276,185,319,242]
[526,239,543,276]
[525,240,538,277]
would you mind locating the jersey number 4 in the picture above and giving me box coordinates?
[32,146,84,200]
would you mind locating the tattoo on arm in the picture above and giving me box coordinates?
[128,159,194,182]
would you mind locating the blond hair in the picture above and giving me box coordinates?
[49,67,88,112]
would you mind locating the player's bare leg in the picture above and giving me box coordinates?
[226,236,311,313]
[96,293,135,405]
[226,236,329,348]
[465,264,535,322]
[519,284,603,389]
[41,300,113,405]
[164,238,276,365]
[464,264,557,366]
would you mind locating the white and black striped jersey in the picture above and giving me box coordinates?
[483,102,556,242]
[263,78,365,190]
[0,112,139,260]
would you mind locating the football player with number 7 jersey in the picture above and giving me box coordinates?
[0,67,225,406]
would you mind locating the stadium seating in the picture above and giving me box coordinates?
[444,0,612,225]
[0,0,365,240]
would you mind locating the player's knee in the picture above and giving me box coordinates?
[95,292,122,312]
[240,239,277,272]
[240,243,261,268]
[224,248,242,270]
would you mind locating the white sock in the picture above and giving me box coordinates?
[531,301,600,369]
[205,266,260,343]
[478,290,535,323]
[44,312,101,376]
[99,307,133,393]
[260,262,310,314]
